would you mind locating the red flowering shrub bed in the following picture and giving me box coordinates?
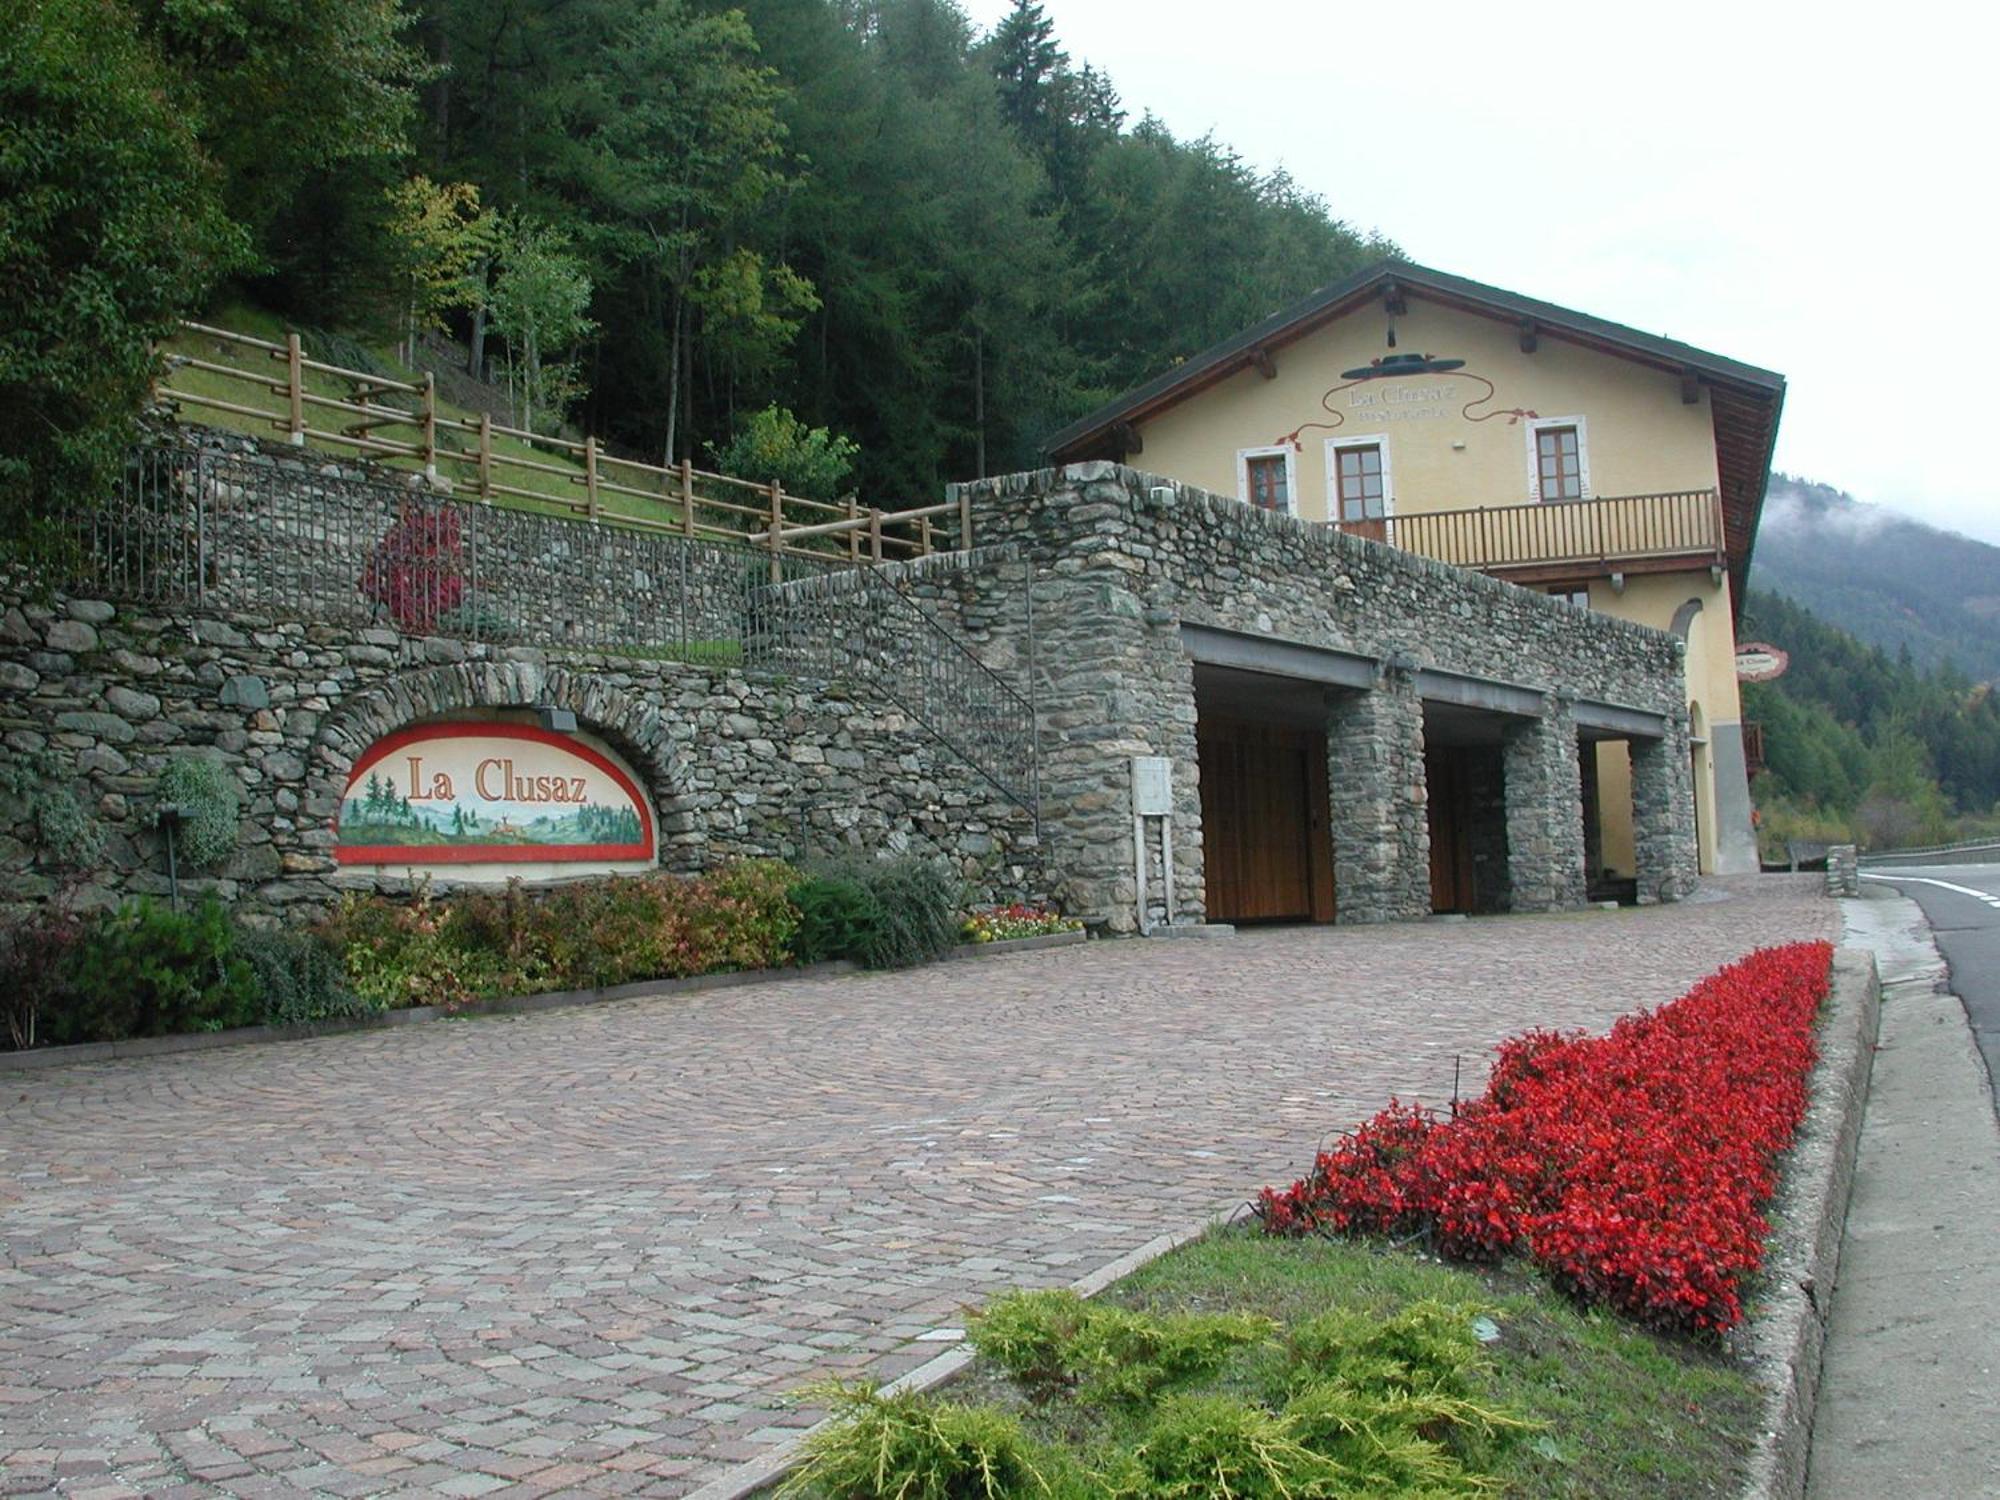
[1257,942,1835,1333]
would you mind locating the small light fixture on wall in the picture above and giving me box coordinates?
[157,803,186,913]
[536,705,578,734]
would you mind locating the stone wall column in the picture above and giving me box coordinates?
[1631,718,1698,903]
[1502,698,1586,912]
[1326,670,1429,923]
[1032,575,1201,933]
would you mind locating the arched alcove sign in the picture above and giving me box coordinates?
[335,723,656,877]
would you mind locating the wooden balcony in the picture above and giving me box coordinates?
[1380,488,1726,584]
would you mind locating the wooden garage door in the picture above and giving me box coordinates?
[1198,720,1335,923]
[1425,747,1476,915]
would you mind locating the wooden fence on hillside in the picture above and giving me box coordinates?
[158,322,970,578]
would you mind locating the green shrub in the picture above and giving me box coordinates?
[0,748,106,874]
[1279,1378,1522,1495]
[1101,1394,1345,1499]
[317,861,807,1009]
[699,858,802,970]
[156,755,241,867]
[787,873,886,965]
[46,895,257,1043]
[1284,1299,1489,1398]
[235,925,370,1027]
[708,404,859,504]
[969,1290,1274,1410]
[318,890,522,1011]
[779,1382,1076,1500]
[813,855,961,968]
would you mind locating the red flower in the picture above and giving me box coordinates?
[1256,942,1834,1333]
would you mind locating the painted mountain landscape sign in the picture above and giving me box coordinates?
[336,725,654,866]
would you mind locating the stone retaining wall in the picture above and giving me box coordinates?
[0,583,1045,917]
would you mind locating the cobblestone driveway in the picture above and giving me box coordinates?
[1,878,1835,1497]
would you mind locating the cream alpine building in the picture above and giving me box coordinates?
[1045,260,1783,891]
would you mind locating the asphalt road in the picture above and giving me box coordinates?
[1860,861,2000,1108]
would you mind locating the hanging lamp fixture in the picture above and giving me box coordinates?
[1340,351,1467,380]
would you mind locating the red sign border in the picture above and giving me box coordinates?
[1734,640,1791,683]
[335,723,656,866]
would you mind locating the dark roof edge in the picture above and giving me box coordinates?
[1732,376,1788,619]
[1045,258,1786,458]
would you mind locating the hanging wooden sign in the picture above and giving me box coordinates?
[335,724,654,866]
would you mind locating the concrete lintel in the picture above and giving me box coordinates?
[1573,699,1668,739]
[1414,667,1543,718]
[1179,623,1377,690]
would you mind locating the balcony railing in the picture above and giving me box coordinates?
[1382,489,1725,577]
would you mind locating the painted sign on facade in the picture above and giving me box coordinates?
[1734,642,1790,683]
[336,724,654,866]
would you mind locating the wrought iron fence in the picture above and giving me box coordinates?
[56,443,1040,815]
[63,444,836,657]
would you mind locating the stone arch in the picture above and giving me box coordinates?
[314,662,686,849]
[1669,597,1704,641]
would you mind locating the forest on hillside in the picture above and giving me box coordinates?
[1751,474,2000,681]
[1740,589,2000,852]
[2,0,1389,534]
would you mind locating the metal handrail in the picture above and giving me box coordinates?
[746,564,1039,818]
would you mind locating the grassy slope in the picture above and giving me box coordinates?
[952,1226,1760,1499]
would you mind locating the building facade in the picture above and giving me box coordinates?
[1044,261,1784,892]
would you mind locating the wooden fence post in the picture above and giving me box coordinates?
[285,333,305,446]
[768,481,784,583]
[869,508,883,563]
[584,436,600,520]
[680,459,696,538]
[421,372,438,480]
[919,514,933,556]
[958,489,973,551]
[476,413,493,501]
[846,495,860,565]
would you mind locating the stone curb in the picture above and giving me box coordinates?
[0,959,859,1073]
[1737,946,1880,1500]
[682,1208,1247,1500]
[938,928,1087,960]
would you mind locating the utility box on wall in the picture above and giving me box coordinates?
[1131,755,1173,816]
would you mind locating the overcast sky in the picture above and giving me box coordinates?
[963,0,2000,545]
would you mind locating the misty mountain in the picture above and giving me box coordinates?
[1748,475,2000,681]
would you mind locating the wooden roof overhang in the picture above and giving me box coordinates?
[1045,260,1786,615]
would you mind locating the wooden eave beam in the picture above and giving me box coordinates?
[1518,319,1538,354]
[1111,420,1143,457]
[1249,346,1277,380]
[1383,280,1407,316]
[1681,367,1702,404]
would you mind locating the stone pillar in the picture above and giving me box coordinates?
[1502,699,1586,912]
[1326,670,1430,923]
[1631,718,1698,903]
[1032,576,1201,933]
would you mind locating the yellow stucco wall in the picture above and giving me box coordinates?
[1133,299,1722,522]
[1585,569,1742,878]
